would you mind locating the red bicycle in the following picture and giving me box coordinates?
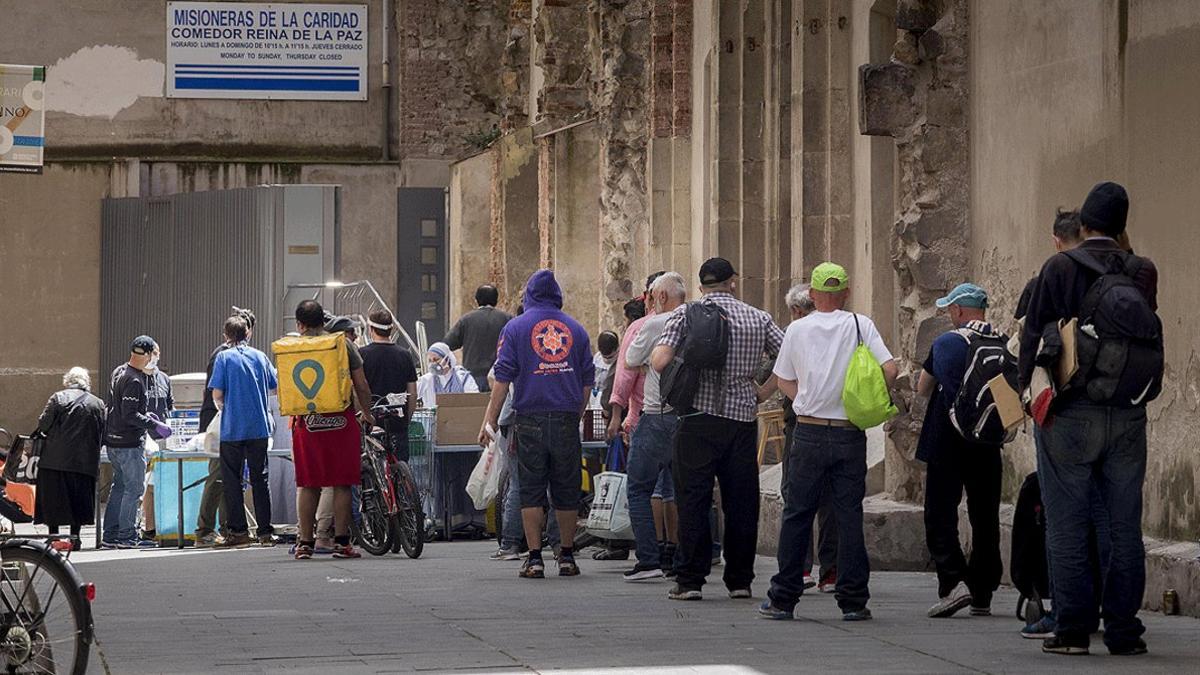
[354,401,425,558]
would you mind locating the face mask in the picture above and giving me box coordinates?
[145,356,160,372]
[431,360,449,375]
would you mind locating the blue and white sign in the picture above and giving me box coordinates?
[166,2,367,101]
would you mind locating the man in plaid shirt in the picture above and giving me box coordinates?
[651,258,785,600]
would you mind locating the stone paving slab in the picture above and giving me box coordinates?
[67,540,1200,674]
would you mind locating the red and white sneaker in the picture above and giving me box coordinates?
[818,568,837,594]
[332,544,362,559]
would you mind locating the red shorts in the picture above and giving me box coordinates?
[292,409,360,488]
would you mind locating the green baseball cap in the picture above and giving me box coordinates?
[811,262,849,292]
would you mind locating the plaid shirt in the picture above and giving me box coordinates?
[657,292,785,422]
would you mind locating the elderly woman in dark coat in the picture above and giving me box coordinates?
[34,367,106,550]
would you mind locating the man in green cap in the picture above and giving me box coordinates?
[759,262,896,622]
[916,282,1006,620]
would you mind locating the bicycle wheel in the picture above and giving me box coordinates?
[391,462,425,559]
[0,543,90,675]
[355,461,395,556]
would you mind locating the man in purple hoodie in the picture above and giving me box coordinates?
[479,270,595,579]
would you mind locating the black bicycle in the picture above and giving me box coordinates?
[0,428,93,674]
[354,402,425,558]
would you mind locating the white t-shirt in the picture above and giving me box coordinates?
[773,310,894,420]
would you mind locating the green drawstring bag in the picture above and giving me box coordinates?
[842,313,898,430]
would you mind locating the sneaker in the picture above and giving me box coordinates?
[592,547,630,561]
[140,529,157,541]
[194,532,219,548]
[519,557,546,579]
[215,533,254,549]
[1042,635,1089,655]
[969,605,991,617]
[257,534,278,547]
[99,539,121,550]
[927,582,973,618]
[490,546,522,561]
[843,608,873,622]
[294,543,314,560]
[558,555,581,576]
[1021,616,1058,639]
[1108,638,1148,656]
[133,538,158,549]
[332,544,362,559]
[818,568,837,593]
[757,600,793,620]
[623,564,664,582]
[668,585,703,601]
[803,574,816,589]
[663,567,678,580]
[728,588,752,599]
[314,538,335,554]
[711,555,723,567]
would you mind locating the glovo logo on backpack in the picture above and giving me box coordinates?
[272,333,352,415]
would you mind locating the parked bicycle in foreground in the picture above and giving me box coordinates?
[0,426,94,674]
[354,400,425,558]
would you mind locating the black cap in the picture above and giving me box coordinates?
[130,335,155,355]
[1080,181,1129,236]
[699,257,737,285]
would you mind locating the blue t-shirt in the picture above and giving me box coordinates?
[926,332,970,402]
[916,324,997,463]
[210,345,278,442]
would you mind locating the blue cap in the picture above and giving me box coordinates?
[935,283,988,309]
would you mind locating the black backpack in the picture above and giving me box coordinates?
[1010,472,1049,623]
[660,300,731,412]
[948,327,1019,445]
[1064,249,1163,407]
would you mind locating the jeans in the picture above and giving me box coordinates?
[923,445,1003,607]
[500,462,561,550]
[103,445,146,542]
[672,414,758,592]
[627,412,678,567]
[769,424,870,613]
[514,412,582,510]
[801,489,838,576]
[195,458,225,536]
[1039,402,1143,646]
[219,438,273,537]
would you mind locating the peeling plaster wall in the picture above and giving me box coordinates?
[970,0,1200,539]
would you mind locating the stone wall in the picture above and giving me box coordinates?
[591,0,652,327]
[859,0,969,501]
[397,1,510,158]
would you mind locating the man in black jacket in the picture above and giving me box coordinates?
[444,284,512,391]
[1018,182,1158,657]
[102,336,171,549]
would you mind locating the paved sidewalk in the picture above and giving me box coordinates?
[69,540,1200,674]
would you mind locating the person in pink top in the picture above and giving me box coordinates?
[607,273,666,444]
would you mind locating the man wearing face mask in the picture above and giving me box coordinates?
[416,342,479,407]
[139,342,174,543]
[103,336,171,549]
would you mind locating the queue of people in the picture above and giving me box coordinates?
[20,179,1159,659]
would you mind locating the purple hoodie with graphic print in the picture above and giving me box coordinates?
[493,270,595,414]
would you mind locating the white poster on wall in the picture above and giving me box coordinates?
[0,64,46,174]
[166,2,367,101]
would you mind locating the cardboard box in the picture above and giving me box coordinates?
[435,393,491,446]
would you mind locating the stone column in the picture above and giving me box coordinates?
[591,0,651,327]
[859,0,969,500]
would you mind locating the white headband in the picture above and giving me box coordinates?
[368,320,393,331]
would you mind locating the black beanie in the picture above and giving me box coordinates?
[1080,181,1129,236]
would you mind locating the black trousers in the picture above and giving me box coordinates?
[220,438,273,537]
[923,445,1003,606]
[672,414,759,592]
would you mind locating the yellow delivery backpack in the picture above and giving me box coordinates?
[272,333,352,415]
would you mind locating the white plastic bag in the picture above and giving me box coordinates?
[586,471,634,541]
[202,412,221,454]
[466,427,506,510]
